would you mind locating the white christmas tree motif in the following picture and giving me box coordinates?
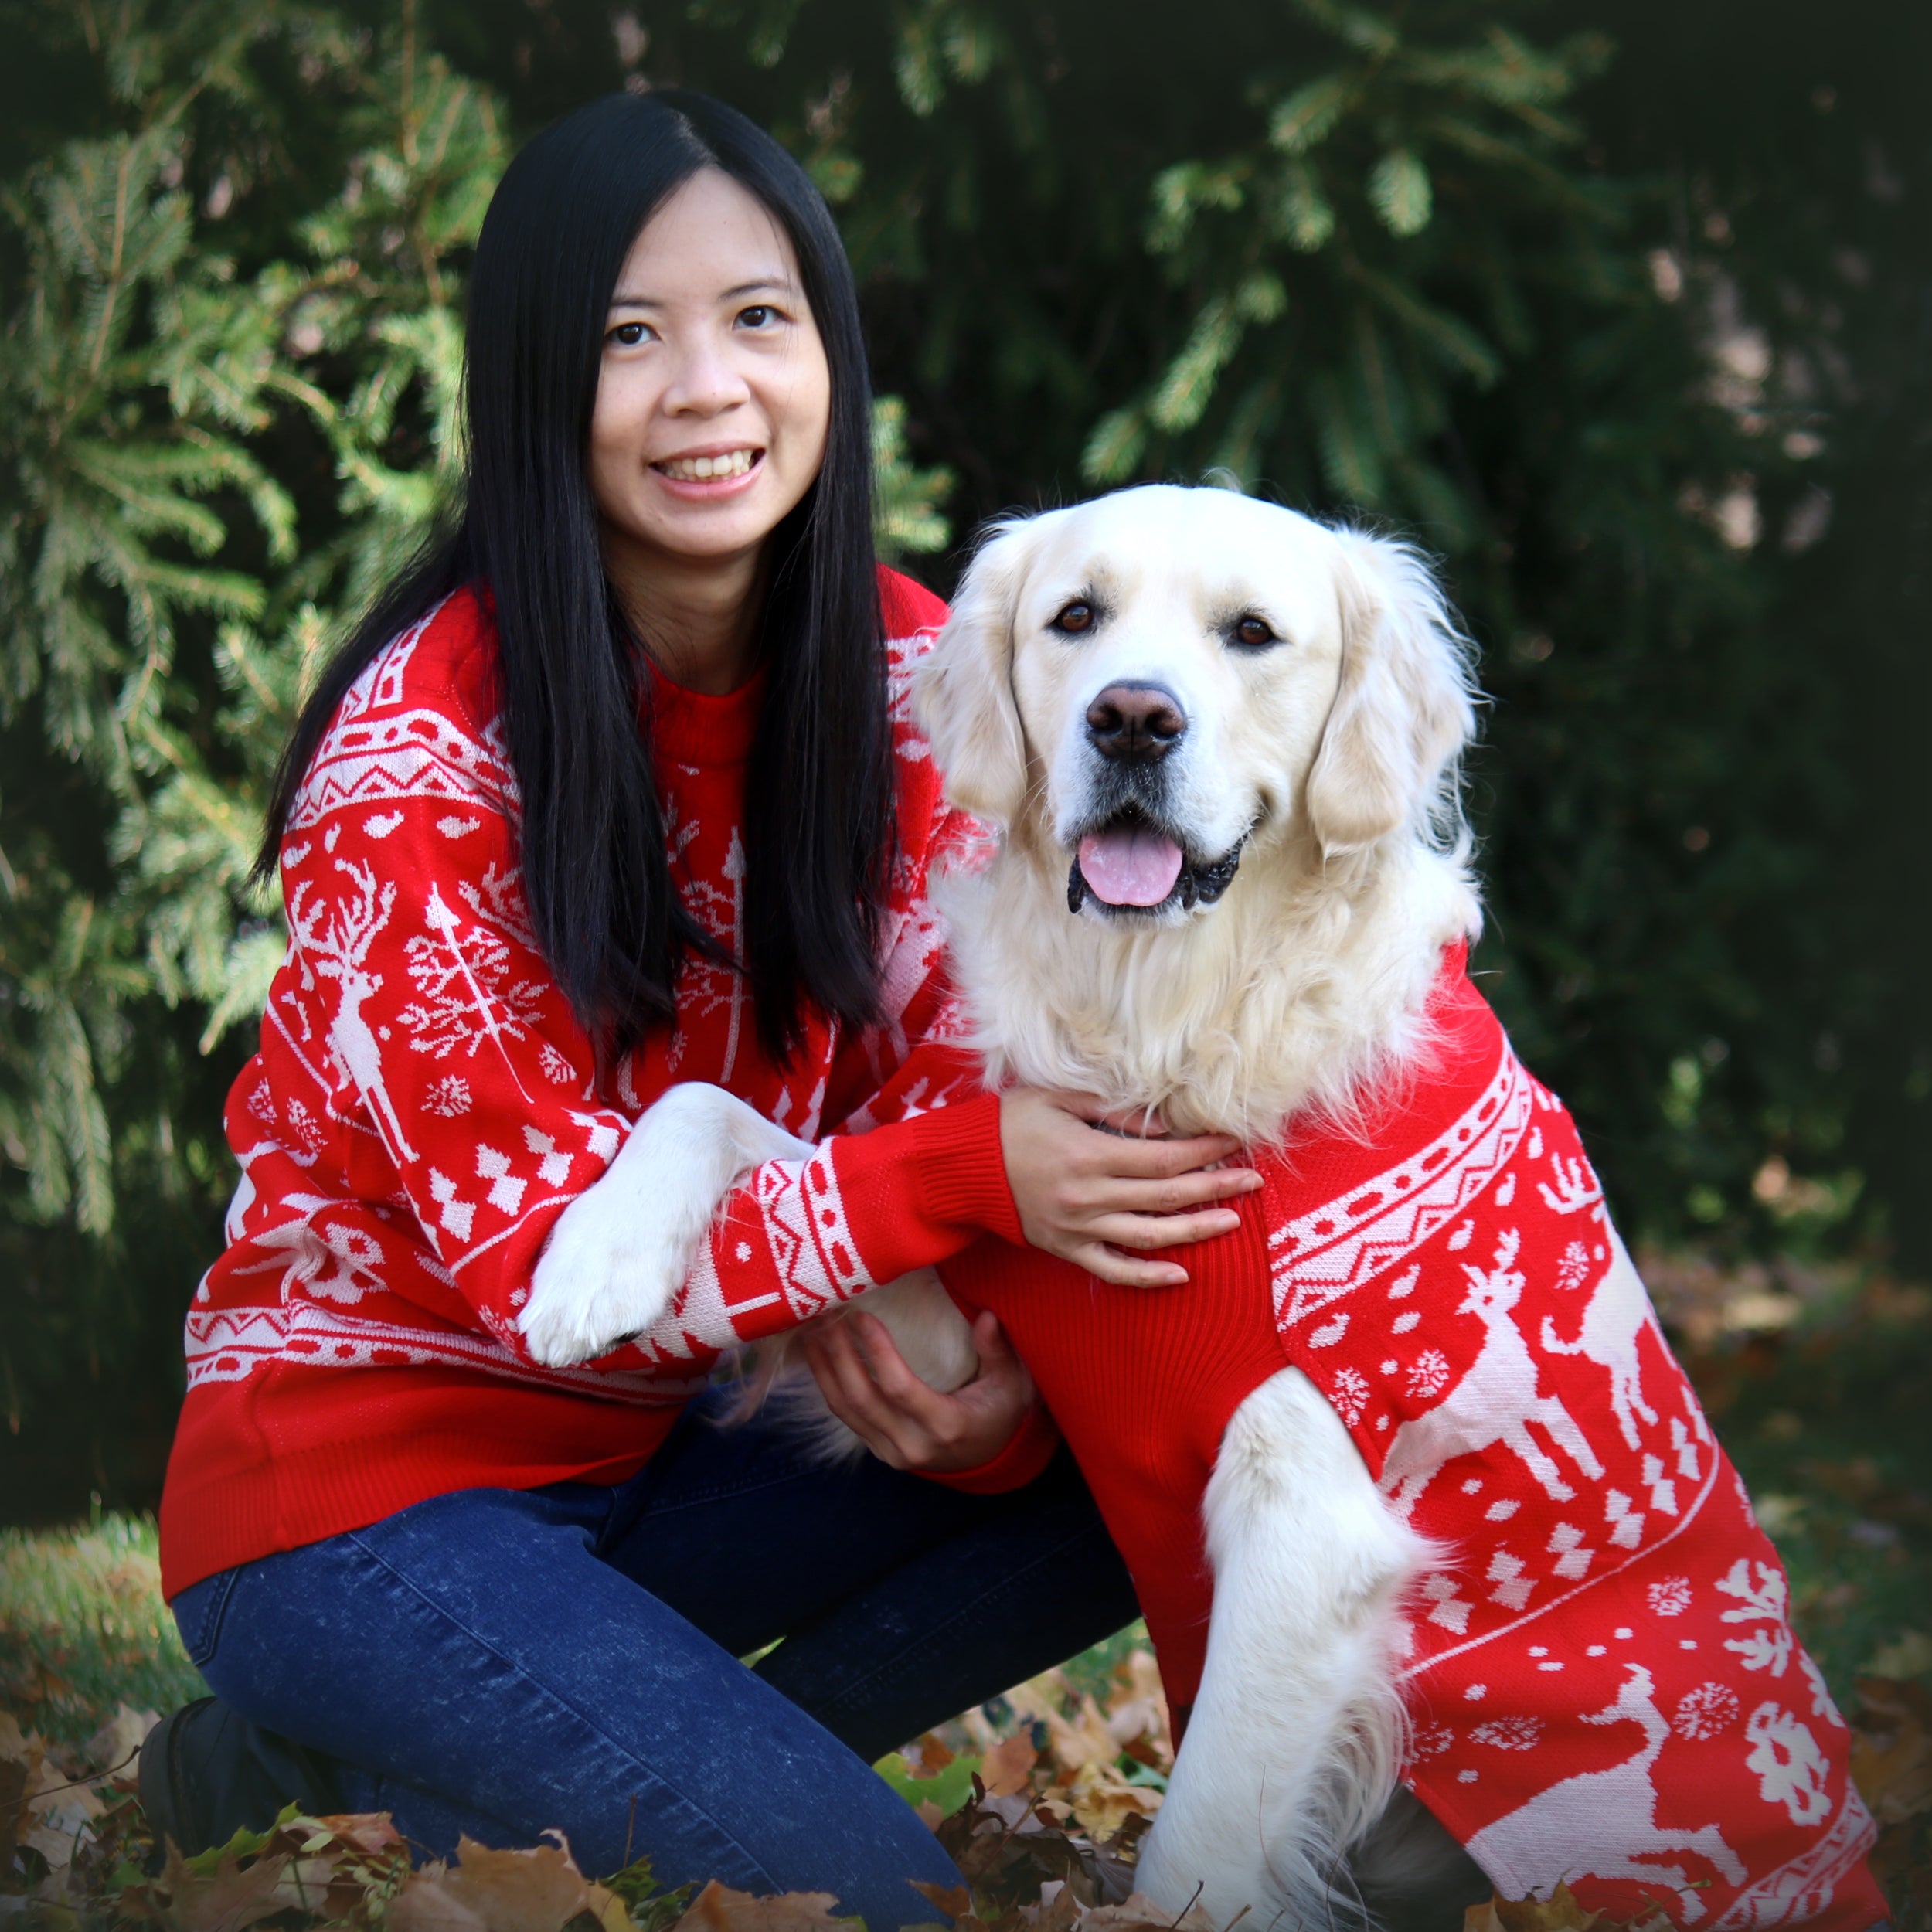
[400,885,546,1092]
[537,1043,577,1087]
[287,858,417,1164]
[1406,1349,1451,1399]
[423,1075,472,1118]
[284,1096,325,1155]
[1648,1575,1693,1617]
[1471,1716,1543,1750]
[1745,1703,1832,1825]
[1716,1558,1793,1676]
[1420,1573,1472,1633]
[462,860,541,954]
[1674,1682,1741,1741]
[1556,1240,1594,1291]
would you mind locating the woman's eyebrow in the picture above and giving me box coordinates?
[606,274,797,308]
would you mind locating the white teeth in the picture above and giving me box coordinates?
[660,450,757,481]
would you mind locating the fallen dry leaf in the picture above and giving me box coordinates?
[85,1702,160,1789]
[979,1733,1041,1799]
[1079,1891,1216,1932]
[899,1733,957,1780]
[22,1752,107,1871]
[1,1710,43,1867]
[669,1879,855,1931]
[1063,1764,1159,1839]
[1852,1678,1932,1826]
[389,1832,628,1932]
[158,1841,300,1932]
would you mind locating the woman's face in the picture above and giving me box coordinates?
[589,168,832,583]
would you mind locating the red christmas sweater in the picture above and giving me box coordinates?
[944,954,1883,1930]
[158,570,1041,1601]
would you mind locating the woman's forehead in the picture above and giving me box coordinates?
[608,168,801,306]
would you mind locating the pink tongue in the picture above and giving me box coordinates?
[1077,826,1185,906]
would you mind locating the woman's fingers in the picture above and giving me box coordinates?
[1088,1206,1247,1252]
[1073,1243,1191,1288]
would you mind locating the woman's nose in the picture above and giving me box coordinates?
[662,335,752,416]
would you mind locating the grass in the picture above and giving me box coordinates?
[0,1509,207,1748]
[2,1256,1927,1922]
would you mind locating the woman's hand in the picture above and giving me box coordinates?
[999,1087,1260,1287]
[801,1308,1036,1473]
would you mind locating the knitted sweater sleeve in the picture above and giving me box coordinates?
[655,794,1023,1357]
[270,648,632,1368]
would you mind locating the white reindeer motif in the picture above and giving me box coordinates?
[1466,1663,1747,1922]
[1541,1222,1661,1451]
[287,859,418,1165]
[1380,1228,1604,1519]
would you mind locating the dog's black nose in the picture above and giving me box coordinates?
[1084,682,1187,764]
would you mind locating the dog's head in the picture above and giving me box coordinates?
[916,485,1478,922]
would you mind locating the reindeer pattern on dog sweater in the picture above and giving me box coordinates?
[943,954,1884,1930]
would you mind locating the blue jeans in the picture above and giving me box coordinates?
[172,1389,1137,1927]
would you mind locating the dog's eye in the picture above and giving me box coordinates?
[1050,600,1095,635]
[1230,614,1278,649]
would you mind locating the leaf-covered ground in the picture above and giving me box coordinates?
[4,1261,1928,1927]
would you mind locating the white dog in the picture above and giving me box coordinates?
[519,488,1876,1932]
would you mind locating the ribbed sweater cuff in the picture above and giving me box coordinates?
[910,1090,1022,1245]
[918,1400,1061,1496]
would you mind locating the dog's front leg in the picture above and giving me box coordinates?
[1137,1368,1432,1930]
[519,1083,811,1367]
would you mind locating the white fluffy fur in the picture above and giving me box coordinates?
[910,486,1488,1924]
[1137,1369,1435,1928]
[551,486,1492,1922]
[519,1082,811,1367]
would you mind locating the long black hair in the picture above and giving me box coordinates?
[261,90,892,1060]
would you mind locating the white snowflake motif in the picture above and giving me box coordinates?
[1555,1240,1594,1292]
[537,1043,577,1087]
[423,1075,472,1119]
[247,1081,277,1127]
[1716,1558,1793,1675]
[1648,1575,1692,1617]
[1675,1682,1742,1741]
[400,886,546,1066]
[1332,1366,1372,1427]
[1406,1349,1452,1400]
[1800,1651,1847,1730]
[1471,1716,1543,1751]
[1745,1702,1832,1825]
[1413,1724,1455,1758]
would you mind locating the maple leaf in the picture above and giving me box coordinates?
[156,1839,300,1932]
[1,1709,43,1867]
[389,1832,630,1932]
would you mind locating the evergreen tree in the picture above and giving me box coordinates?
[0,0,1920,1504]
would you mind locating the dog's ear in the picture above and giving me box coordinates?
[1304,529,1478,857]
[913,516,1037,825]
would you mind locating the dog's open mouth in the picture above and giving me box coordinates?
[1067,809,1248,916]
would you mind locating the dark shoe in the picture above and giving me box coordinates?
[138,1698,342,1857]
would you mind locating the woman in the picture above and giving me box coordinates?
[145,90,1258,1926]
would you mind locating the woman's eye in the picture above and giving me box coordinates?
[607,321,651,348]
[1231,614,1278,648]
[1051,600,1095,635]
[736,304,779,329]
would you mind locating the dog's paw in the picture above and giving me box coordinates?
[518,1083,811,1368]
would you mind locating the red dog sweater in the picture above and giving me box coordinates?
[159,571,1035,1600]
[944,954,1883,1930]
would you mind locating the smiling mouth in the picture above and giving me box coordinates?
[1066,807,1250,917]
[654,447,763,482]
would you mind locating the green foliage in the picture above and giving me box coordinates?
[0,0,1923,1485]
